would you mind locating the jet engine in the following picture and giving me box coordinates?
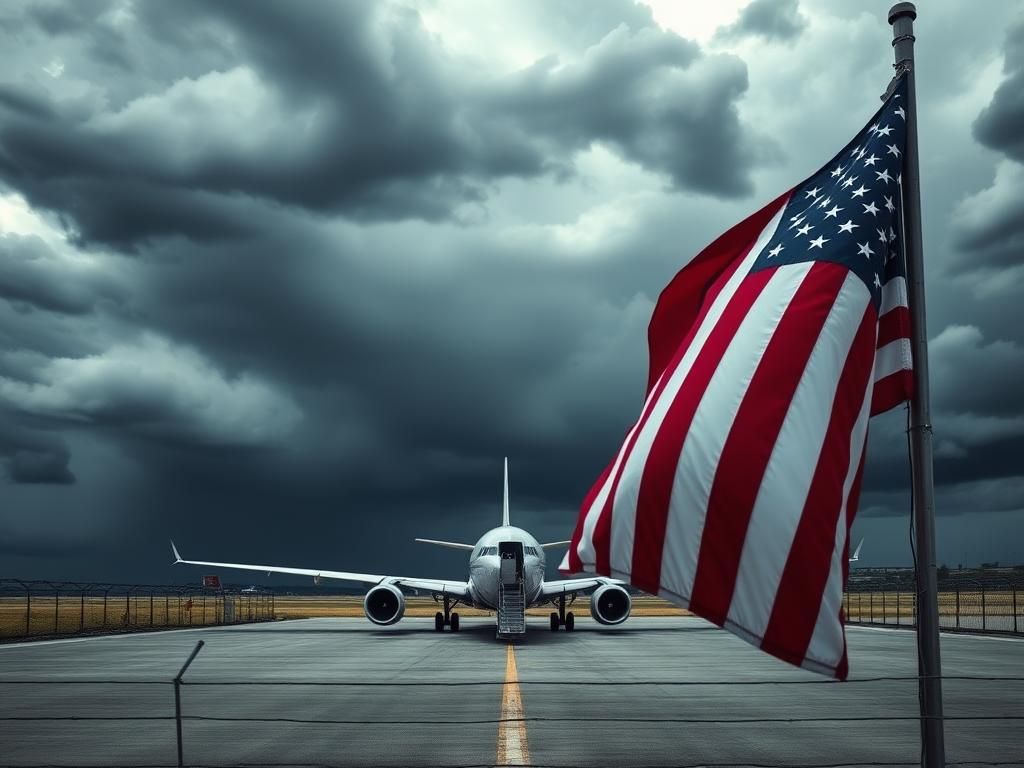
[363,584,406,625]
[589,584,631,625]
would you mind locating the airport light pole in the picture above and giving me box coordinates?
[887,4,945,766]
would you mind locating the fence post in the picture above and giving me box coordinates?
[981,585,986,632]
[1013,588,1018,634]
[882,591,887,625]
[150,592,155,627]
[80,588,86,632]
[174,640,205,768]
[955,590,960,630]
[25,585,31,637]
[54,587,60,634]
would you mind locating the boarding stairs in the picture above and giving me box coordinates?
[497,542,526,637]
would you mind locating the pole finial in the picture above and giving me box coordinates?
[888,2,917,25]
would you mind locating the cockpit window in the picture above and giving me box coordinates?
[524,546,538,556]
[481,546,497,556]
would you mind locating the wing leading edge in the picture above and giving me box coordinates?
[540,576,624,598]
[170,541,471,598]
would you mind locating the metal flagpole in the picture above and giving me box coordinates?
[887,4,945,767]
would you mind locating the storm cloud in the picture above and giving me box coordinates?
[0,0,1021,580]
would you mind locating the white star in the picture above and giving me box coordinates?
[895,106,906,120]
[887,143,901,158]
[851,185,869,198]
[796,223,814,236]
[867,123,879,135]
[884,195,895,212]
[838,219,859,234]
[864,154,879,167]
[855,146,867,160]
[830,165,845,178]
[873,273,882,289]
[876,125,894,137]
[808,235,829,249]
[788,214,806,229]
[877,227,888,244]
[817,196,832,209]
[888,226,897,242]
[863,201,880,216]
[876,169,893,184]
[857,242,874,258]
[824,205,842,219]
[842,175,857,188]
[805,186,821,198]
[767,243,784,258]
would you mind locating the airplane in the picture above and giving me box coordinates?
[849,538,865,563]
[170,458,632,636]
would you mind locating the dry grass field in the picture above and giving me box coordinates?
[4,590,1019,640]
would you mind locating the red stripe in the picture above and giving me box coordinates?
[564,457,615,573]
[689,262,849,627]
[628,269,775,594]
[877,306,910,348]
[835,438,869,682]
[760,302,876,666]
[646,191,792,395]
[871,369,913,415]
[589,220,777,576]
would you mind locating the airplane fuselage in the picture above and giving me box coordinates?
[467,525,545,609]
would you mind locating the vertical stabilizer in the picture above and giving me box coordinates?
[502,456,510,527]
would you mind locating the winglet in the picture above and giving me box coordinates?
[502,456,510,527]
[850,537,864,562]
[170,540,183,563]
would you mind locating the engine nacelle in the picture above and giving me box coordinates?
[363,584,406,626]
[590,584,631,625]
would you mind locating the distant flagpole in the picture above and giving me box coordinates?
[887,4,945,767]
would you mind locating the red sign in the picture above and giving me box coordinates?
[202,575,221,589]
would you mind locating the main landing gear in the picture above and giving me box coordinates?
[549,594,575,632]
[433,594,460,632]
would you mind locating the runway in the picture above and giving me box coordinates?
[1,616,1021,767]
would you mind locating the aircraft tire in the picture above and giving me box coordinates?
[565,611,575,632]
[549,612,559,631]
[450,612,460,632]
[434,612,444,631]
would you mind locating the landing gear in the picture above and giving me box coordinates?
[434,594,461,632]
[550,596,576,631]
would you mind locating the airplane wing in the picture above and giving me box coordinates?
[539,576,624,598]
[170,541,471,598]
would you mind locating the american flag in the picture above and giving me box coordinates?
[561,75,912,679]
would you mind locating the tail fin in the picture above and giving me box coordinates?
[502,456,510,527]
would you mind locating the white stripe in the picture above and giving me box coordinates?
[873,338,912,381]
[727,272,870,639]
[803,346,876,671]
[604,203,790,576]
[658,261,814,602]
[880,275,908,315]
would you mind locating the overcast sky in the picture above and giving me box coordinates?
[1,0,1021,585]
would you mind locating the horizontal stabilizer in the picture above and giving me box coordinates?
[540,540,571,549]
[414,538,475,551]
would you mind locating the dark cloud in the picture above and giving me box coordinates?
[0,0,763,247]
[718,0,807,42]
[0,415,74,484]
[973,21,1024,162]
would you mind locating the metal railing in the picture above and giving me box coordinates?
[844,568,1024,635]
[0,579,275,640]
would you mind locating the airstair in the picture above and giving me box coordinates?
[497,541,526,637]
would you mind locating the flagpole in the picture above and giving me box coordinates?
[887,4,945,767]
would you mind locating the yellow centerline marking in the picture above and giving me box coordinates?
[496,644,530,766]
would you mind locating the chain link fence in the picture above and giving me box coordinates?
[0,579,275,640]
[844,568,1024,634]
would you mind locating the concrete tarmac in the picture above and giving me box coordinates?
[0,616,1021,767]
